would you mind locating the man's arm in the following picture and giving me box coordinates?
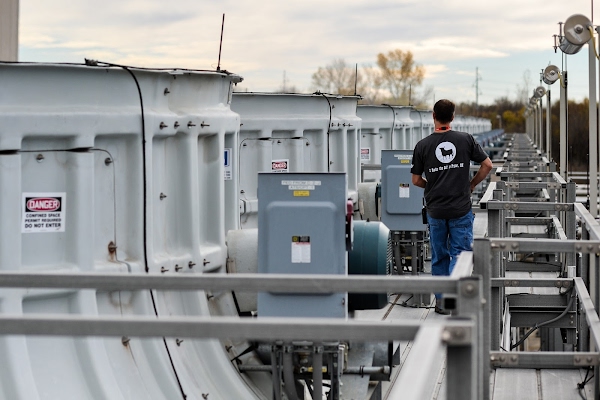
[412,174,427,189]
[470,157,493,192]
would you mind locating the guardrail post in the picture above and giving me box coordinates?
[473,238,491,400]
[449,276,484,400]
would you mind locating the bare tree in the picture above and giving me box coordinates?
[311,59,357,95]
[515,69,532,105]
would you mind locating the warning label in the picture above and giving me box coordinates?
[224,148,232,180]
[360,148,371,161]
[291,236,311,263]
[272,159,289,173]
[22,192,66,233]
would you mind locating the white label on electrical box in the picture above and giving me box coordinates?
[394,154,412,164]
[282,180,321,191]
[224,148,232,180]
[360,148,370,161]
[291,236,311,263]
[399,184,410,198]
[22,192,66,233]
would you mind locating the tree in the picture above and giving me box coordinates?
[376,49,425,105]
[311,50,428,106]
[516,69,533,105]
[311,59,357,95]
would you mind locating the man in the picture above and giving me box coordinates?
[411,99,493,314]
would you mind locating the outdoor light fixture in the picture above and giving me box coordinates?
[559,14,593,54]
[543,65,561,85]
[533,86,546,98]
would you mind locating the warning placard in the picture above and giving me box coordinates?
[272,159,289,173]
[360,148,371,161]
[22,192,66,233]
[291,236,311,263]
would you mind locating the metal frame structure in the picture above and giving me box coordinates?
[0,263,483,400]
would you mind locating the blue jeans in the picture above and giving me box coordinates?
[427,212,474,298]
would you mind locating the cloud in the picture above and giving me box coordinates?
[16,0,600,103]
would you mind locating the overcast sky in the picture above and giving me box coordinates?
[17,0,600,107]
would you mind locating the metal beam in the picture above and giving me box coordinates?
[492,278,572,288]
[490,351,599,368]
[0,314,473,342]
[0,272,465,294]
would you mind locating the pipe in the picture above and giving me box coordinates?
[282,346,299,400]
[271,350,282,400]
[312,345,323,400]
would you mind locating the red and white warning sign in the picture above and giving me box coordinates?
[22,193,66,233]
[272,159,289,173]
[360,148,371,161]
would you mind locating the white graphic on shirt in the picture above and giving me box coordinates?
[435,141,456,164]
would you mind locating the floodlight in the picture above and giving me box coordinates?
[543,65,560,85]
[533,86,546,98]
[559,14,592,54]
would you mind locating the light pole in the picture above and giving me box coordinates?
[496,114,502,130]
[558,14,597,216]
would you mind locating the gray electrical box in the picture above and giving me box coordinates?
[381,150,426,231]
[257,173,348,318]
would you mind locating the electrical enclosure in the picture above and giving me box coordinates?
[381,149,426,231]
[257,172,348,318]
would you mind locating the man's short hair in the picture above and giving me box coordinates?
[433,99,455,124]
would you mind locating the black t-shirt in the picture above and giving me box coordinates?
[410,130,488,219]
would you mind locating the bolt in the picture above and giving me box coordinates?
[189,261,196,269]
[499,356,506,362]
[511,243,518,249]
[188,121,196,128]
[575,357,581,364]
[225,345,232,352]
[201,121,210,127]
[176,339,184,346]
[159,122,168,129]
[164,88,170,95]
[161,266,169,273]
[202,394,209,400]
[122,336,130,346]
[174,121,180,128]
[441,330,452,342]
[108,241,117,253]
[105,157,113,166]
[160,193,167,200]
[175,264,182,272]
[36,154,44,162]
[500,243,506,249]
[587,357,593,363]
[463,282,476,296]
[510,355,518,362]
[203,259,210,266]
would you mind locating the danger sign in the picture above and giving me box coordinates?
[272,159,289,173]
[22,192,66,233]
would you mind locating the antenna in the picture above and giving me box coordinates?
[354,63,358,96]
[217,14,225,71]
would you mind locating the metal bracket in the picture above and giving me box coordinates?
[441,326,472,346]
[574,354,600,366]
[490,353,519,367]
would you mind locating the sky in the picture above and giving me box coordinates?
[16,0,600,107]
